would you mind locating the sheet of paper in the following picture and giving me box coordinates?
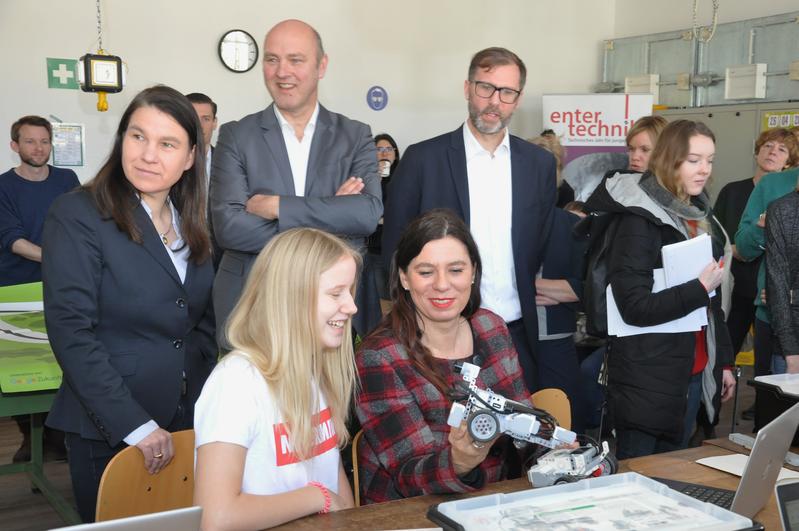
[662,233,715,297]
[696,454,799,480]
[607,268,707,337]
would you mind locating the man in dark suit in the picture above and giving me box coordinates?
[382,47,556,393]
[186,92,223,270]
[186,92,217,185]
[211,19,382,343]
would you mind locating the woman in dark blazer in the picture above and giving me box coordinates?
[41,85,217,522]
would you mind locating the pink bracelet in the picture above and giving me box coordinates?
[308,481,331,514]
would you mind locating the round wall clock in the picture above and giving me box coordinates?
[218,29,259,73]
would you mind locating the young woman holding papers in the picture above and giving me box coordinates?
[586,120,735,459]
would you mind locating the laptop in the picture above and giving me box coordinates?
[50,506,202,531]
[776,478,799,530]
[654,401,799,519]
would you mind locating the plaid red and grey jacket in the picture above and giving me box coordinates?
[355,308,530,504]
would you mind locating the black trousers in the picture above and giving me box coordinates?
[65,394,194,523]
[508,319,537,392]
[754,317,778,377]
[725,293,757,356]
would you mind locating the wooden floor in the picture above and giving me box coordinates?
[0,418,74,531]
[0,367,759,530]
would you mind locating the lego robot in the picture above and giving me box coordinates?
[447,361,617,487]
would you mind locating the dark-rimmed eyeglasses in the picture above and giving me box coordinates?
[376,146,396,154]
[472,81,521,104]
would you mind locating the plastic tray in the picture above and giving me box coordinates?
[427,472,762,531]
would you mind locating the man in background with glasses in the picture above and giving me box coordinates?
[382,47,556,395]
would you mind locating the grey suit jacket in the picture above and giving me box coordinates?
[210,103,381,341]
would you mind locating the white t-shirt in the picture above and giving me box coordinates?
[194,352,340,494]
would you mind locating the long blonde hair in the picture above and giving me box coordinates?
[226,228,361,460]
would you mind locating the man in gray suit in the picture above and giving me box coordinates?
[210,19,382,342]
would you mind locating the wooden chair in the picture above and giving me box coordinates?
[95,429,196,522]
[351,429,364,507]
[531,388,572,430]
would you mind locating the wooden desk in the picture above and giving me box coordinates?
[703,437,760,456]
[274,445,777,530]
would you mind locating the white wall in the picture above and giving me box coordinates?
[0,0,614,182]
[613,0,799,38]
[5,1,793,181]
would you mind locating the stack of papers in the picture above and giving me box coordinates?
[608,234,713,337]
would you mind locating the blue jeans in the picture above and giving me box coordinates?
[773,354,787,374]
[682,372,703,447]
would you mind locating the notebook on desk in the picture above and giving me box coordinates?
[653,401,799,518]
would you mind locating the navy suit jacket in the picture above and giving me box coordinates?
[42,190,217,447]
[382,126,556,351]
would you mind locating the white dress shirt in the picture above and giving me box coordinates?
[274,103,319,197]
[204,145,212,192]
[463,122,522,323]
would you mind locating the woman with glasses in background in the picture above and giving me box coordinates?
[367,133,401,301]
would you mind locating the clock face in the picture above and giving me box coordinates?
[91,60,119,86]
[219,29,259,73]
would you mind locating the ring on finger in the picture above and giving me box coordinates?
[472,441,486,449]
[153,452,164,459]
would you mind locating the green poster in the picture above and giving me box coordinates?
[0,282,62,393]
[46,58,79,90]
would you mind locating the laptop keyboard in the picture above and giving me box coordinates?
[651,477,735,509]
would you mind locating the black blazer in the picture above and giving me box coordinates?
[42,190,217,447]
[381,126,556,351]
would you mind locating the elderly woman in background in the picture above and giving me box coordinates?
[732,129,799,380]
[356,209,532,504]
[42,85,217,522]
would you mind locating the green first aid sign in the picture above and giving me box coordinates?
[46,58,79,90]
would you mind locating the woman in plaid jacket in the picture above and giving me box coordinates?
[355,209,532,504]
